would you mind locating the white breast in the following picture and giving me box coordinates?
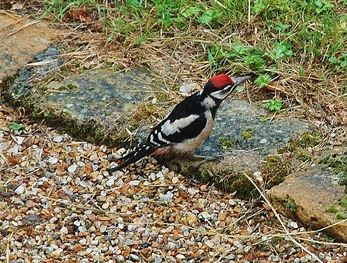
[171,110,214,153]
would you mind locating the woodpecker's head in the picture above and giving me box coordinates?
[202,74,250,101]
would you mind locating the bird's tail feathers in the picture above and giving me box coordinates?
[108,141,157,172]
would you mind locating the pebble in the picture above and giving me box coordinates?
[187,212,198,224]
[52,135,63,143]
[259,138,268,144]
[105,178,114,187]
[51,250,61,259]
[48,156,58,164]
[0,107,343,263]
[289,221,298,229]
[172,176,179,184]
[129,180,140,186]
[102,202,110,209]
[68,164,77,173]
[15,184,26,195]
[179,83,196,93]
[60,226,68,234]
[176,254,185,259]
[129,254,141,261]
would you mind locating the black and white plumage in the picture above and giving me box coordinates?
[108,74,250,171]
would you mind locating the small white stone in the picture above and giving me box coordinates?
[172,177,179,184]
[15,185,25,195]
[102,203,110,209]
[100,145,107,152]
[188,188,199,196]
[200,212,211,219]
[48,156,58,165]
[129,180,140,186]
[179,83,196,93]
[106,178,114,187]
[15,136,25,145]
[154,255,163,263]
[229,199,237,206]
[89,153,99,161]
[289,221,298,229]
[176,254,185,260]
[204,240,214,248]
[167,242,176,249]
[68,164,77,173]
[259,138,267,144]
[116,255,124,261]
[53,135,63,143]
[100,224,107,233]
[60,226,68,234]
[149,173,156,181]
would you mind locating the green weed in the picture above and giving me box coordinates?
[255,74,272,88]
[264,99,283,111]
[285,196,298,212]
[8,122,25,131]
[326,205,338,213]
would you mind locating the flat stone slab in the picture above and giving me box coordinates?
[198,100,311,157]
[0,12,62,87]
[269,166,347,240]
[32,68,155,123]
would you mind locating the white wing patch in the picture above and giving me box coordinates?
[161,114,200,136]
[158,132,171,144]
[172,110,214,153]
[149,134,161,146]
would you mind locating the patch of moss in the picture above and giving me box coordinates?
[300,131,323,147]
[21,98,119,146]
[279,130,323,162]
[326,205,338,213]
[339,195,347,210]
[336,212,347,220]
[170,159,257,199]
[132,103,159,123]
[64,83,78,91]
[218,136,235,149]
[261,155,291,188]
[285,196,297,212]
[229,174,257,199]
[199,168,211,182]
[241,127,254,140]
[318,154,347,192]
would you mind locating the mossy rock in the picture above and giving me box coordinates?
[162,153,291,199]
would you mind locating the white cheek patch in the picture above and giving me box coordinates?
[161,114,200,136]
[210,85,234,100]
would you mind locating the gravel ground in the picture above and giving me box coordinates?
[0,105,346,263]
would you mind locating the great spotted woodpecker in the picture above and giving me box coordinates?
[108,74,250,171]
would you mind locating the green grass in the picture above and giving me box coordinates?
[41,0,347,108]
[42,0,347,71]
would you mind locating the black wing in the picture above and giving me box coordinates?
[148,93,207,144]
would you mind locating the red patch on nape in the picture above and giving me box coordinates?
[210,74,233,89]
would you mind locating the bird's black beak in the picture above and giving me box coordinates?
[233,76,251,86]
